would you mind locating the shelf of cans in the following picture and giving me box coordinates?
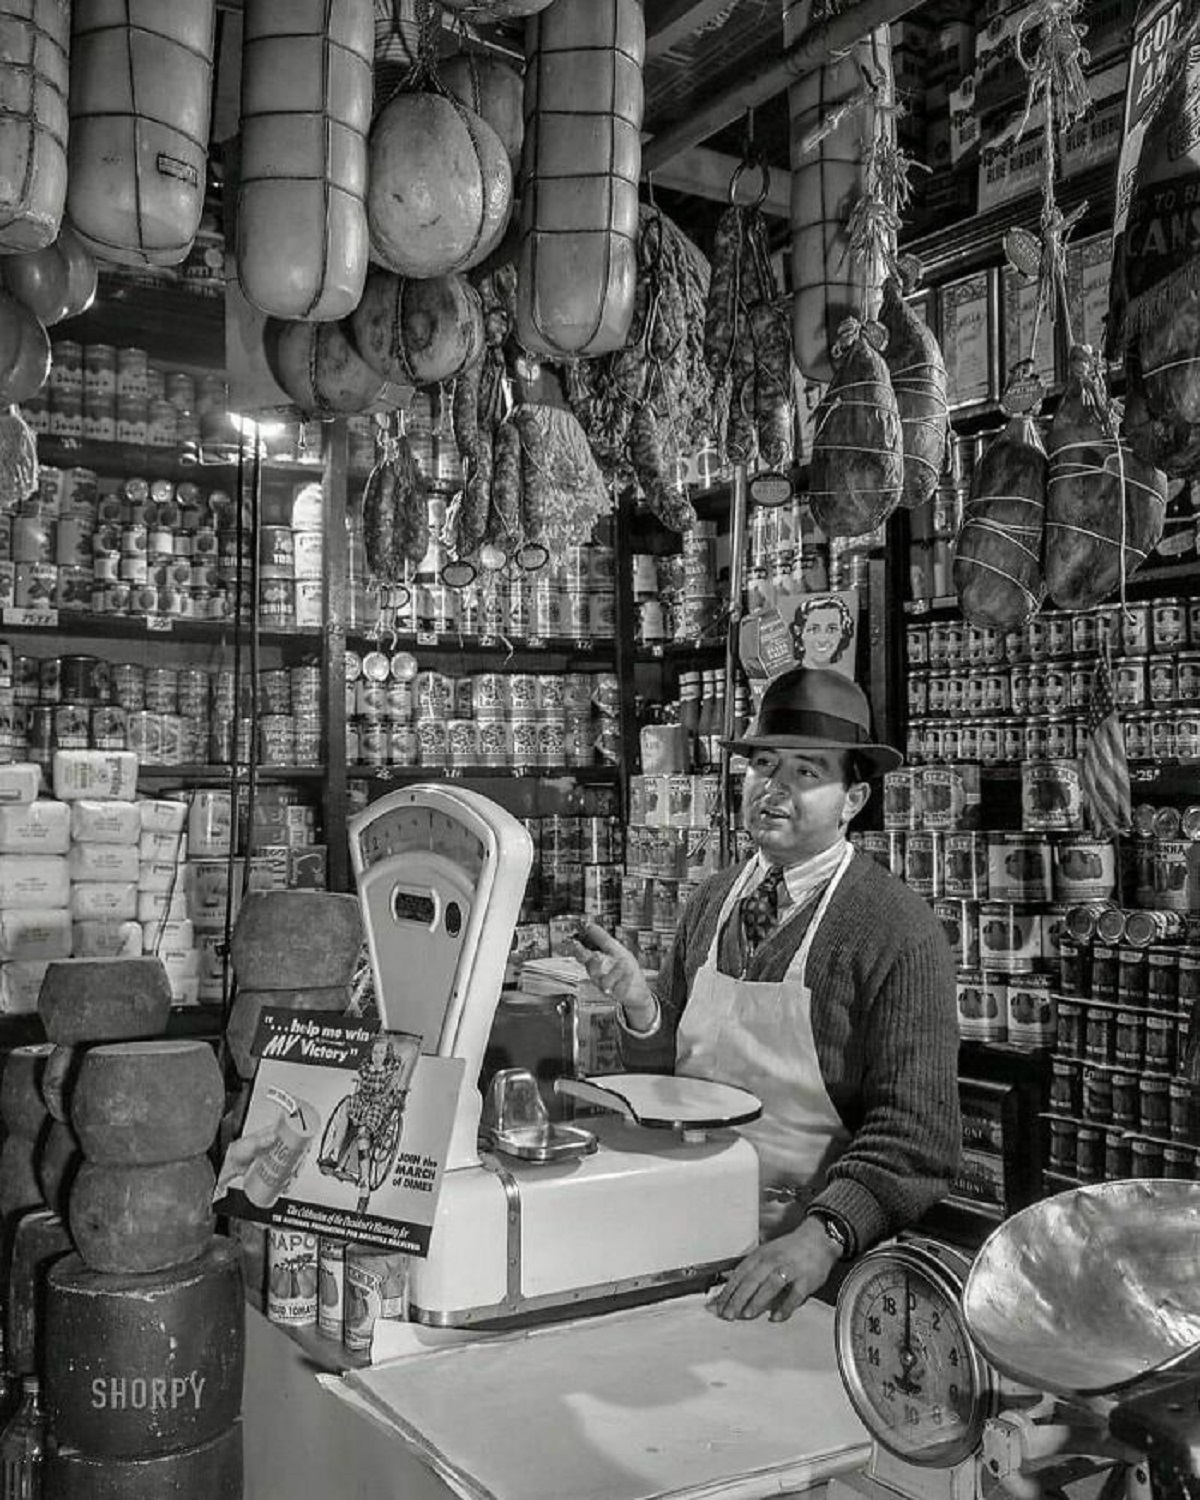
[2,649,324,773]
[865,763,1200,1053]
[503,803,627,969]
[609,773,735,975]
[632,522,724,648]
[743,502,883,615]
[1,462,325,629]
[347,532,617,645]
[344,650,619,773]
[904,597,1200,767]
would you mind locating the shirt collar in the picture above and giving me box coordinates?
[753,837,848,910]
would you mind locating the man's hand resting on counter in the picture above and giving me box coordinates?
[707,1217,842,1323]
[568,921,659,1033]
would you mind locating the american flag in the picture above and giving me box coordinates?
[1081,654,1131,836]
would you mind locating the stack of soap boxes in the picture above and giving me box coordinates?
[0,752,197,1011]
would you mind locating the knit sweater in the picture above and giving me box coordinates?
[619,850,962,1255]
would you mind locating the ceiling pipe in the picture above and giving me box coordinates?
[642,0,924,173]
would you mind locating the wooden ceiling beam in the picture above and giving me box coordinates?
[642,0,925,172]
[647,143,790,218]
[646,0,744,59]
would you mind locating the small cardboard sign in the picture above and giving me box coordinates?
[739,588,859,692]
[214,1009,463,1257]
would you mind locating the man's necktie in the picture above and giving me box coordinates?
[740,865,786,957]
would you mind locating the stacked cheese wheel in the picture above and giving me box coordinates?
[20,956,248,1498]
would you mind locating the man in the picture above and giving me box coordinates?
[574,667,960,1323]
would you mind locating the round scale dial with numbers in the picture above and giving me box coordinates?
[835,1239,997,1468]
[352,802,487,884]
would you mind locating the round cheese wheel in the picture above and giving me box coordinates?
[0,1133,43,1218]
[45,1239,244,1458]
[230,890,363,989]
[265,316,387,418]
[1,238,72,324]
[41,1043,78,1123]
[39,957,172,1045]
[351,267,484,387]
[58,223,98,317]
[0,1043,53,1138]
[69,1156,215,1275]
[46,1422,243,1499]
[6,1208,73,1376]
[36,1118,81,1217]
[0,288,50,402]
[440,53,524,172]
[71,1040,223,1166]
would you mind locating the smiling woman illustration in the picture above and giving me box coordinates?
[790,595,855,668]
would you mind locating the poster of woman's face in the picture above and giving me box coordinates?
[789,594,856,669]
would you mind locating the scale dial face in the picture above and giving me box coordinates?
[353,802,487,883]
[836,1240,995,1468]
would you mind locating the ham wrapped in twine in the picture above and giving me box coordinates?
[807,316,903,538]
[1045,344,1166,611]
[879,276,948,509]
[953,414,1047,630]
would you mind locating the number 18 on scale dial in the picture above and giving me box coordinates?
[835,1239,998,1468]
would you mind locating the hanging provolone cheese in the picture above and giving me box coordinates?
[0,0,69,252]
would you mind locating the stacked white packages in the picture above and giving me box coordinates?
[0,772,71,1013]
[69,799,142,958]
[137,799,198,1004]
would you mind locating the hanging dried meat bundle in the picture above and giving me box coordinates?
[512,403,612,556]
[807,319,903,537]
[565,204,713,529]
[702,199,795,473]
[362,431,428,582]
[879,277,948,509]
[1122,349,1200,475]
[953,415,1047,629]
[1044,345,1167,610]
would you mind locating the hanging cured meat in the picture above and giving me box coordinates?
[516,0,643,359]
[953,415,1047,630]
[441,53,524,174]
[351,267,483,387]
[0,0,69,252]
[879,277,949,509]
[783,0,894,384]
[1,222,97,325]
[66,2,215,267]
[237,0,372,322]
[368,91,511,278]
[1044,345,1166,610]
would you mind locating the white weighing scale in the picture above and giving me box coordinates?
[349,784,761,1329]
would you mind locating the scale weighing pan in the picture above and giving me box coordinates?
[963,1180,1200,1398]
[556,1073,762,1131]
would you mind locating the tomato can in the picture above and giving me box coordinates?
[344,1245,408,1353]
[1021,760,1083,832]
[988,833,1052,902]
[1113,657,1148,708]
[267,1227,319,1328]
[1153,597,1188,650]
[978,903,1043,972]
[956,969,1006,1042]
[1053,837,1116,903]
[1006,973,1055,1048]
[317,1237,346,1342]
[883,769,921,831]
[943,831,988,897]
[933,898,980,967]
[904,831,942,898]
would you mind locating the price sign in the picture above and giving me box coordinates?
[3,607,58,629]
[145,615,174,633]
[416,632,438,646]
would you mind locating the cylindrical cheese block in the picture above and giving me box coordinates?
[39,956,172,1044]
[0,1042,53,1137]
[46,1422,244,1499]
[36,1117,80,1215]
[69,1155,215,1274]
[67,1,216,266]
[517,0,643,358]
[6,1208,73,1375]
[230,890,363,990]
[45,1239,244,1457]
[238,0,372,320]
[0,0,70,252]
[71,1040,223,1166]
[40,1042,77,1122]
[0,1132,43,1217]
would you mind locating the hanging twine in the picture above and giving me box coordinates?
[842,65,920,306]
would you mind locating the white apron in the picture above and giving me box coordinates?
[676,845,854,1239]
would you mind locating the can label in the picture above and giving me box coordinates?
[943,831,988,897]
[933,898,980,967]
[883,769,921,831]
[317,1237,346,1341]
[903,831,941,897]
[344,1247,408,1352]
[978,903,1043,971]
[919,767,965,830]
[956,970,1006,1041]
[1021,761,1083,832]
[1053,837,1116,903]
[1007,974,1055,1047]
[267,1227,319,1328]
[988,833,1052,902]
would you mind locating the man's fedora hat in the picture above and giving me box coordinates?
[725,666,903,778]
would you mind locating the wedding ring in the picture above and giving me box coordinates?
[773,1267,790,1282]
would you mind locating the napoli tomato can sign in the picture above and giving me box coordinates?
[267,1227,318,1328]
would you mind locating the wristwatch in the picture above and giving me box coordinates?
[808,1209,853,1261]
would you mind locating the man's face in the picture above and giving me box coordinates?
[802,608,843,664]
[743,747,866,864]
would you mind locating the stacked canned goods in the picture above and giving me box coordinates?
[344,650,616,772]
[25,342,208,452]
[1047,889,1200,1186]
[0,648,322,771]
[904,597,1200,766]
[616,772,730,974]
[744,499,831,610]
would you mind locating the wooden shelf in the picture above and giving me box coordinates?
[635,641,726,664]
[345,630,617,664]
[905,557,1200,619]
[347,765,619,784]
[1,608,321,646]
[138,765,326,783]
[67,273,225,370]
[37,437,325,485]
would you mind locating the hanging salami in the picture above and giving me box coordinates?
[807,319,903,537]
[879,277,948,510]
[516,0,643,359]
[784,1,894,384]
[1044,345,1167,610]
[953,415,1047,630]
[67,2,215,267]
[237,0,372,321]
[0,0,69,253]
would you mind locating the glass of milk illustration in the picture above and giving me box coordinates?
[244,1087,320,1209]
